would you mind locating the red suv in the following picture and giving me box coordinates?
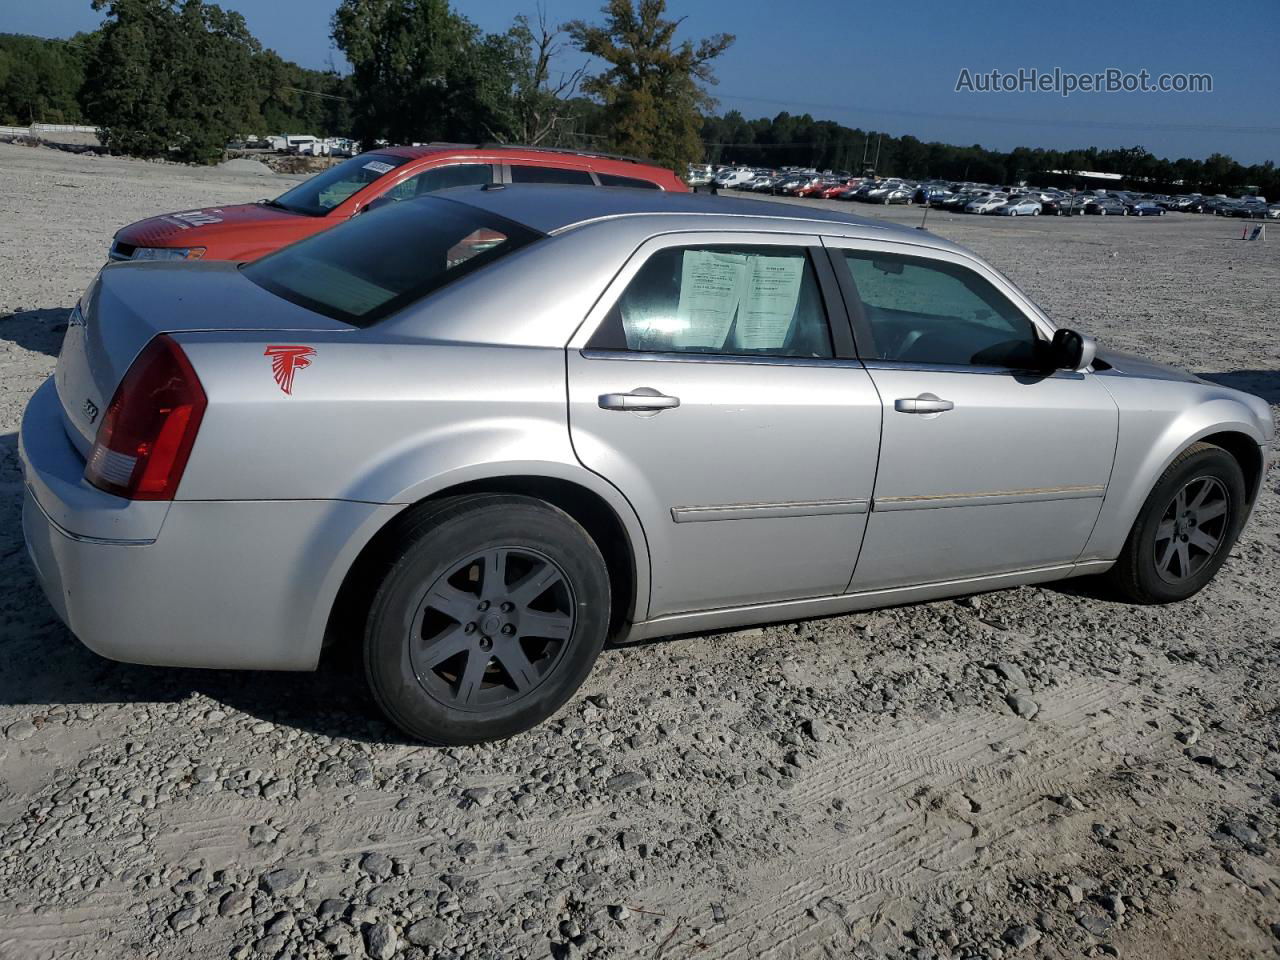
[109,144,688,263]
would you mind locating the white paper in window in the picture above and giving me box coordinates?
[671,250,747,349]
[735,254,804,349]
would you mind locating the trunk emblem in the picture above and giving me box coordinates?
[82,398,99,423]
[264,345,316,396]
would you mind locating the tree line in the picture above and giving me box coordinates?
[1,0,1275,198]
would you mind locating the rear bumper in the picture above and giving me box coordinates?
[20,376,402,671]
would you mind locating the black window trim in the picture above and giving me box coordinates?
[580,242,851,363]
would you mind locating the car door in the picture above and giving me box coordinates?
[823,237,1119,591]
[567,233,882,619]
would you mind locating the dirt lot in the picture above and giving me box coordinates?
[0,143,1278,960]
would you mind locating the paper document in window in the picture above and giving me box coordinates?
[735,255,805,349]
[671,250,747,349]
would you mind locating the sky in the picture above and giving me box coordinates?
[5,0,1279,165]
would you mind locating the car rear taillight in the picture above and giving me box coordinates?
[85,335,207,501]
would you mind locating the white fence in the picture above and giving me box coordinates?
[0,123,99,137]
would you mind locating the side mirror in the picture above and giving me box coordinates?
[1050,328,1097,372]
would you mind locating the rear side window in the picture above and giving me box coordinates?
[588,246,833,358]
[242,198,540,326]
[838,250,1039,367]
[597,173,660,190]
[510,165,595,185]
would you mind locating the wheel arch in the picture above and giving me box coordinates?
[1082,403,1267,563]
[321,471,651,663]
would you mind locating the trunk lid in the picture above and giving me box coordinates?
[55,260,350,456]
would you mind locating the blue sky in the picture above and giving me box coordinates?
[6,0,1278,164]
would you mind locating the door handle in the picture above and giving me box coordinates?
[894,395,954,414]
[599,389,681,412]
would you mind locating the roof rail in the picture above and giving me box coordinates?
[474,142,651,166]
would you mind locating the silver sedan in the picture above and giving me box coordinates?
[20,187,1274,744]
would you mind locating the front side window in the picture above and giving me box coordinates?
[588,245,833,358]
[385,163,494,201]
[243,198,540,326]
[838,250,1040,368]
[510,165,595,185]
[270,153,411,216]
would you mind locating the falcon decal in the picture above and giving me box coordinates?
[264,345,316,395]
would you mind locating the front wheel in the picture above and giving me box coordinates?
[364,494,611,744]
[1107,442,1247,604]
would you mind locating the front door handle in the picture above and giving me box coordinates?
[599,389,681,412]
[894,395,954,414]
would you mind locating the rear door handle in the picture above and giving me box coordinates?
[894,395,954,414]
[599,389,681,412]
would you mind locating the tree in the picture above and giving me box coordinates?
[0,32,94,124]
[83,0,262,163]
[331,0,516,149]
[506,8,586,146]
[566,0,732,172]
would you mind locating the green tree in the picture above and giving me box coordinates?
[506,9,586,146]
[0,33,94,124]
[83,0,261,163]
[566,0,733,173]
[331,0,516,149]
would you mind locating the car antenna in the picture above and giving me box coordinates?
[918,193,931,231]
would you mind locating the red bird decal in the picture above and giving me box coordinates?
[264,345,316,395]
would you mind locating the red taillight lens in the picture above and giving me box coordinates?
[85,335,207,501]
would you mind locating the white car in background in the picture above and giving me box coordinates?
[997,197,1043,216]
[966,193,1009,214]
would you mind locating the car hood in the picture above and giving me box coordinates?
[114,202,308,248]
[1094,349,1201,383]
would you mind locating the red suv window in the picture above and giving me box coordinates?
[510,165,595,186]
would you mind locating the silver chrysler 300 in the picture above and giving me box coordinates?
[20,187,1274,744]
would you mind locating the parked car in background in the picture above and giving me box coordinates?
[818,179,860,199]
[1084,197,1128,216]
[108,145,687,264]
[25,187,1273,744]
[965,194,1009,214]
[1127,201,1166,217]
[997,197,1042,216]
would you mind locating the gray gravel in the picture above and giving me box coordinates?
[1,144,1278,959]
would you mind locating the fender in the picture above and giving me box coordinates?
[1082,385,1269,561]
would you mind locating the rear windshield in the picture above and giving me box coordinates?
[270,153,411,216]
[242,197,542,326]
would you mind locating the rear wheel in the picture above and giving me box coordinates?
[1107,443,1247,603]
[364,495,610,744]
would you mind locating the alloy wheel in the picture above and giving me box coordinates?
[409,547,576,711]
[1153,476,1230,583]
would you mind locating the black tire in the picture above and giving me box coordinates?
[1107,442,1248,604]
[364,494,610,745]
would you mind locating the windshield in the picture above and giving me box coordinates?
[270,153,411,216]
[242,197,542,326]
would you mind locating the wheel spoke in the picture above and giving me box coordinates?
[426,583,477,623]
[1175,541,1191,577]
[1174,488,1187,514]
[1195,500,1227,524]
[1157,537,1178,574]
[1188,480,1213,510]
[497,642,539,691]
[1189,528,1219,555]
[419,626,470,667]
[1155,519,1176,542]
[457,650,490,705]
[520,610,573,640]
[481,549,510,600]
[509,562,563,607]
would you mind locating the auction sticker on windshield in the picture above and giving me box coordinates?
[363,160,395,175]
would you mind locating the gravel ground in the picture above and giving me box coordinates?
[0,143,1278,960]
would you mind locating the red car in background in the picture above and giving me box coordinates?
[109,145,688,264]
[818,179,860,199]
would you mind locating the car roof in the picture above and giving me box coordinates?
[435,183,960,251]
